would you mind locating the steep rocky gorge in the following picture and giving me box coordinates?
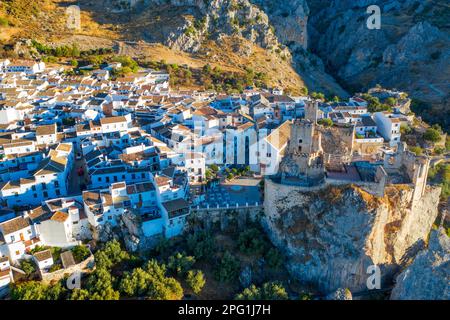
[306,0,450,130]
[263,179,442,294]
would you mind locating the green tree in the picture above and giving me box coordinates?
[69,289,90,300]
[235,282,288,300]
[423,128,441,143]
[167,252,195,276]
[86,268,120,300]
[311,92,325,101]
[10,281,66,300]
[238,228,268,256]
[400,124,412,135]
[265,248,284,270]
[94,240,129,270]
[10,281,45,300]
[144,260,183,300]
[186,270,206,295]
[119,267,153,296]
[385,97,397,107]
[214,251,240,283]
[187,231,216,260]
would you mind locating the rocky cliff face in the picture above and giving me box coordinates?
[251,0,348,98]
[263,179,441,294]
[390,228,450,300]
[307,0,450,129]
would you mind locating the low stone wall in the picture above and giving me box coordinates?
[189,206,264,232]
[39,255,95,284]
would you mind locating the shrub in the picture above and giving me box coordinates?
[72,245,90,263]
[48,264,62,273]
[409,146,423,156]
[20,260,36,276]
[186,270,206,295]
[318,118,333,127]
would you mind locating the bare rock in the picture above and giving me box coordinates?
[390,228,450,300]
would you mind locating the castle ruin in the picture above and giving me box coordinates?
[273,101,431,208]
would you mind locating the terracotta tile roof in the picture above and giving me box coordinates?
[28,206,52,222]
[56,143,72,152]
[155,175,171,186]
[112,182,126,189]
[50,211,68,223]
[0,217,30,235]
[100,116,127,125]
[36,124,56,136]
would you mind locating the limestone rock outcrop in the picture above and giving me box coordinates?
[263,179,441,294]
[390,228,450,300]
[307,0,450,129]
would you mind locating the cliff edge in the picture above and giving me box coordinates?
[263,179,441,294]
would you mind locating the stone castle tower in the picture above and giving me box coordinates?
[280,101,325,185]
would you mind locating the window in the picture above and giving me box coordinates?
[33,193,37,198]
[56,189,61,196]
[113,176,118,182]
[106,177,110,183]
[43,191,48,197]
[11,235,15,242]
[98,177,102,182]
[141,173,145,178]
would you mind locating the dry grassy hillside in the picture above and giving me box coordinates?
[0,0,304,93]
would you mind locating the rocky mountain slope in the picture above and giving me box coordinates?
[1,1,448,124]
[390,228,449,300]
[263,180,442,294]
[307,0,450,130]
